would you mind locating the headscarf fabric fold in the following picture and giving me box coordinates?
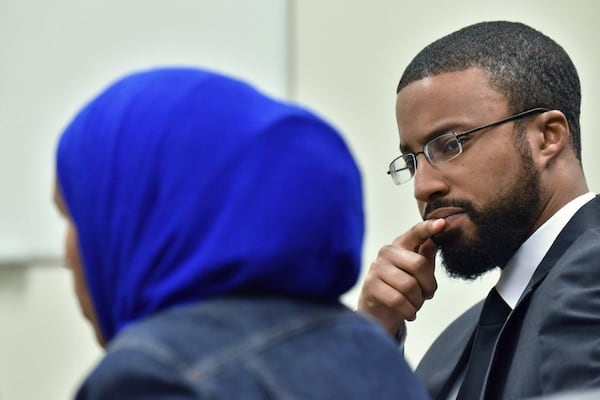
[56,67,364,342]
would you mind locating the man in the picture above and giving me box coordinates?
[358,21,600,400]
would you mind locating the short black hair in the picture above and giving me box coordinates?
[397,21,582,161]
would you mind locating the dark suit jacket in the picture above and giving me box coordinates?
[416,196,600,400]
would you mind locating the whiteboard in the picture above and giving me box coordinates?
[0,0,290,263]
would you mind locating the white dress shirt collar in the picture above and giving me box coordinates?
[496,192,596,309]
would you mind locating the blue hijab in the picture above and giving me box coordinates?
[56,67,364,342]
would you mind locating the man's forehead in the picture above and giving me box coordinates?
[395,69,508,152]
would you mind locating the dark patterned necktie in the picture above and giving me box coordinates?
[457,288,511,400]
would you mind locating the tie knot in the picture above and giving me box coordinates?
[479,288,511,326]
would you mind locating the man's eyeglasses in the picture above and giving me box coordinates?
[387,107,550,185]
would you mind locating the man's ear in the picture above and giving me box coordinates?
[530,110,571,168]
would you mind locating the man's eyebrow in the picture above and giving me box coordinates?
[399,125,460,155]
[399,143,413,154]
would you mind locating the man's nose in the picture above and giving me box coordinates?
[413,154,448,203]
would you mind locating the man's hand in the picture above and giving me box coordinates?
[357,218,446,337]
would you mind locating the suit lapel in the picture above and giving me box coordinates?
[482,196,600,399]
[421,306,481,400]
[517,196,600,307]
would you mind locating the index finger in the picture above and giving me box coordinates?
[393,218,446,253]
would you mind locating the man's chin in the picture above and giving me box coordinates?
[438,242,498,281]
[442,262,497,281]
[434,232,498,280]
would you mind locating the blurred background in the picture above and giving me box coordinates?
[1,1,599,398]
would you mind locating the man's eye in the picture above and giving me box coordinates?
[439,138,460,154]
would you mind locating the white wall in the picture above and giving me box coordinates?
[0,1,289,399]
[2,1,600,399]
[0,264,101,400]
[292,0,600,367]
[0,0,290,262]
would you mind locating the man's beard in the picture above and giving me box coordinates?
[431,143,542,280]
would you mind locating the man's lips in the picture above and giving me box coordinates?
[424,207,467,220]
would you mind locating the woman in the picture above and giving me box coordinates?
[55,67,429,399]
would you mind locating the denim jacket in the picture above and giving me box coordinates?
[76,296,429,399]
